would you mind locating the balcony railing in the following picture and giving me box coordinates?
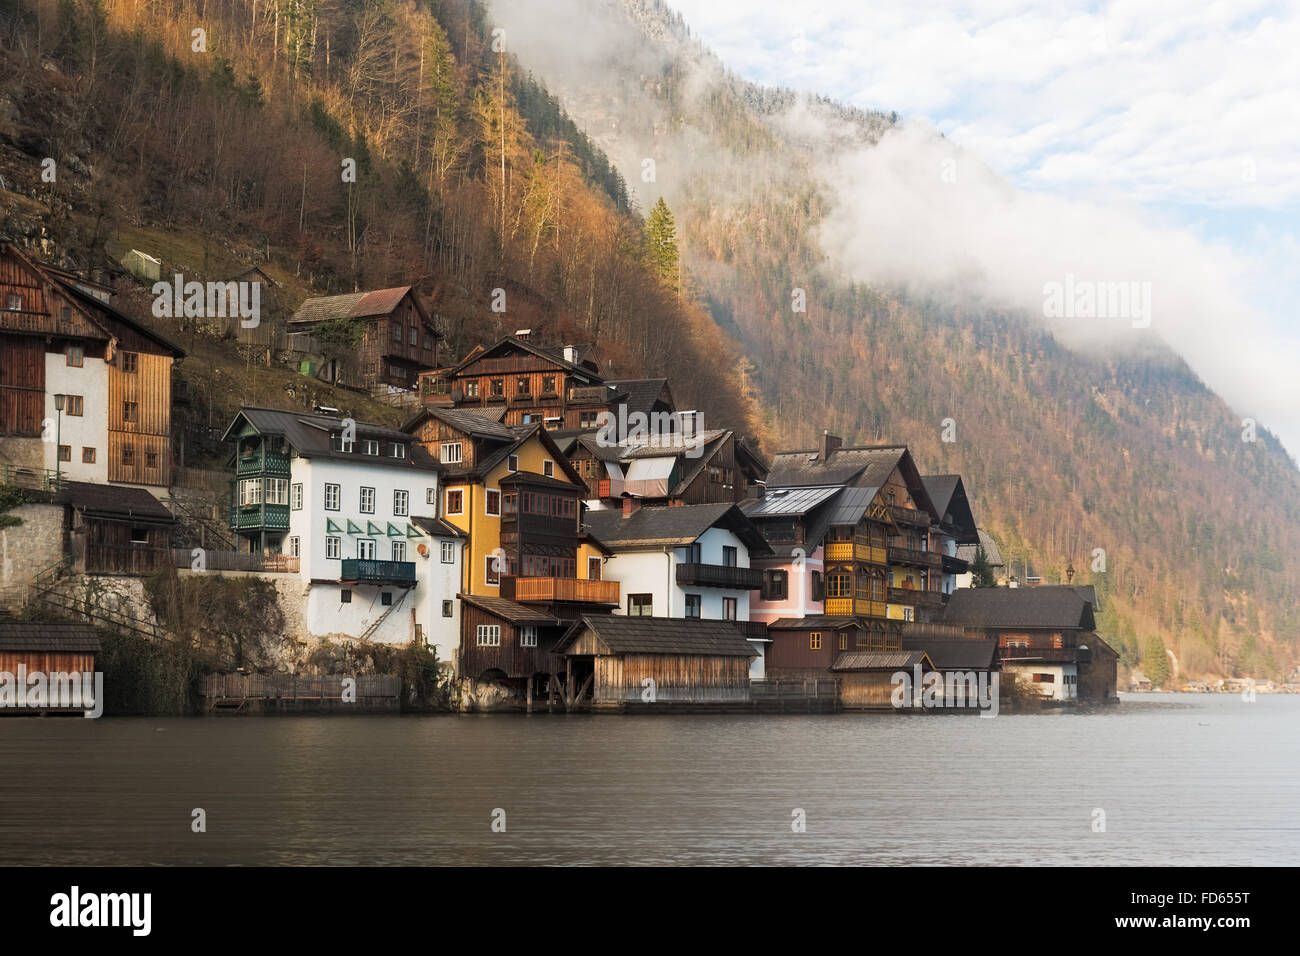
[236,450,290,476]
[825,541,888,564]
[1001,646,1078,663]
[568,385,609,404]
[173,549,300,573]
[229,503,291,531]
[887,546,941,568]
[888,587,945,608]
[339,559,417,585]
[675,563,765,590]
[824,598,888,618]
[941,554,969,574]
[889,505,931,528]
[501,576,620,604]
[732,620,770,642]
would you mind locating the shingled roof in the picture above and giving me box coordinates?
[0,622,101,653]
[289,286,435,328]
[830,650,929,671]
[222,406,437,472]
[583,502,772,554]
[60,481,175,523]
[605,378,672,418]
[554,615,756,657]
[942,587,1096,631]
[956,528,1004,567]
[901,637,1000,670]
[459,594,559,625]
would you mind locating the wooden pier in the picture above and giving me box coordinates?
[200,673,401,715]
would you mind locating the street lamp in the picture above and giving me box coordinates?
[53,393,65,487]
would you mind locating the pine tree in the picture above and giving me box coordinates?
[644,197,679,292]
[970,544,996,587]
[1143,633,1172,687]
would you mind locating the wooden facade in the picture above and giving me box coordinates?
[458,598,562,682]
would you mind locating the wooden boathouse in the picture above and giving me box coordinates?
[0,622,100,715]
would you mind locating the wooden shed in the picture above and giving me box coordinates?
[0,622,100,714]
[553,615,755,709]
[831,649,933,711]
[61,480,175,575]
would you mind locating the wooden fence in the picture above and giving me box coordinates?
[172,549,299,573]
[200,673,400,714]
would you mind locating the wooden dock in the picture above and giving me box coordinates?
[200,673,401,715]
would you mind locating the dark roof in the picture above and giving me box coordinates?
[554,615,756,657]
[0,622,100,653]
[458,594,558,625]
[605,378,672,417]
[922,474,979,543]
[831,650,928,671]
[955,528,1004,567]
[768,616,859,630]
[54,276,186,357]
[403,406,518,441]
[223,406,435,472]
[1034,584,1101,611]
[289,286,437,329]
[410,516,466,539]
[942,587,1096,631]
[582,502,772,554]
[766,444,938,520]
[901,637,999,670]
[60,481,174,523]
[453,336,603,382]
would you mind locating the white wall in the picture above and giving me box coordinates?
[1007,662,1078,701]
[602,525,753,620]
[43,352,108,483]
[414,535,464,669]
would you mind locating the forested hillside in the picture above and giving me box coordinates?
[488,0,1300,681]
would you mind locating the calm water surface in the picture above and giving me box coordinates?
[1,693,1296,865]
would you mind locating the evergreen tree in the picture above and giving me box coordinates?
[1143,633,1172,687]
[644,197,679,292]
[969,544,996,587]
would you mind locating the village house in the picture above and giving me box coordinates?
[582,500,773,675]
[920,475,978,598]
[288,286,442,393]
[941,586,1118,703]
[0,242,185,493]
[221,406,445,647]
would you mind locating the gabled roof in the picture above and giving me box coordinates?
[605,378,673,418]
[59,480,175,523]
[767,616,860,630]
[900,636,999,670]
[766,444,938,520]
[459,594,559,625]
[942,587,1096,631]
[55,278,187,357]
[582,502,772,554]
[289,286,437,330]
[741,486,840,517]
[221,406,436,472]
[922,474,979,543]
[955,528,1004,567]
[452,336,603,382]
[404,406,519,442]
[0,622,101,653]
[553,615,756,657]
[830,650,929,671]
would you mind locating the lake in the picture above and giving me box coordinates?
[1,693,1296,865]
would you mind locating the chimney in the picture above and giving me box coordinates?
[819,430,843,461]
[563,345,577,365]
[622,494,640,518]
[514,328,532,341]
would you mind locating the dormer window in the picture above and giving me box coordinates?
[363,439,379,455]
[389,443,406,459]
[333,434,354,453]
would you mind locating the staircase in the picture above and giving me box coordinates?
[358,588,411,642]
[25,555,165,640]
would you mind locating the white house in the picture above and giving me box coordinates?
[583,500,773,677]
[411,515,465,669]
[43,348,109,483]
[223,407,452,648]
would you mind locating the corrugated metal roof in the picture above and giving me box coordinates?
[742,485,840,516]
[831,650,927,671]
[823,485,880,526]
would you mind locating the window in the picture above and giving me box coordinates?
[393,490,409,516]
[763,569,788,601]
[324,483,340,511]
[723,597,738,621]
[839,633,849,651]
[58,444,71,462]
[685,594,701,618]
[464,380,479,398]
[381,592,393,606]
[902,606,915,622]
[485,555,502,586]
[424,333,433,350]
[440,541,455,563]
[517,376,531,395]
[289,537,300,558]
[391,541,407,562]
[145,451,158,469]
[628,594,653,617]
[579,410,601,429]
[490,378,504,397]
[264,478,288,505]
[358,539,377,560]
[520,625,538,647]
[588,556,602,580]
[389,443,406,459]
[441,442,463,464]
[333,434,354,453]
[542,375,556,393]
[542,460,554,478]
[426,488,437,505]
[6,293,22,310]
[485,489,501,516]
[121,445,135,466]
[130,526,149,544]
[65,344,83,367]
[363,439,379,456]
[122,401,138,422]
[1033,673,1056,684]
[442,600,454,618]
[827,573,851,599]
[66,395,84,416]
[507,455,519,472]
[340,589,352,603]
[292,483,304,510]
[812,571,825,603]
[81,447,96,463]
[359,487,375,513]
[446,489,463,515]
[678,542,702,564]
[239,478,262,506]
[326,536,340,559]
[392,322,402,341]
[476,625,501,646]
[810,632,822,651]
[121,352,138,373]
[722,546,738,568]
[409,326,418,346]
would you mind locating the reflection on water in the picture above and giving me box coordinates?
[1,693,1296,865]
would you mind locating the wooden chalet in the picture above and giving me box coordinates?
[941,585,1118,703]
[764,616,903,679]
[458,593,565,700]
[552,615,756,710]
[288,286,441,391]
[0,242,185,489]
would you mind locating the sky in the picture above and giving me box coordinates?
[662,0,1300,458]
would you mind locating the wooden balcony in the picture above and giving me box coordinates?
[888,546,941,568]
[732,620,770,642]
[889,505,931,528]
[501,576,619,605]
[568,385,609,404]
[825,541,888,564]
[675,563,765,590]
[229,502,290,531]
[888,587,945,608]
[340,559,417,586]
[236,449,290,476]
[172,549,299,574]
[1001,646,1077,663]
[824,598,888,618]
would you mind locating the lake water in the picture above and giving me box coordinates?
[1,693,1296,865]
